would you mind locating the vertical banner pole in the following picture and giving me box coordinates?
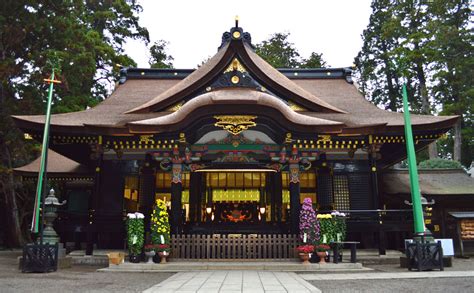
[31,69,57,243]
[402,84,425,236]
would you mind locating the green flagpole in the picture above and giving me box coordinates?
[402,84,425,236]
[31,63,59,236]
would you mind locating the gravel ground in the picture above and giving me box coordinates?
[306,258,474,293]
[0,251,173,293]
[310,277,474,293]
[1,250,474,293]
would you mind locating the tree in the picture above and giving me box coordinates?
[301,52,328,68]
[395,0,439,158]
[427,0,473,165]
[255,32,301,68]
[149,40,174,69]
[0,0,149,246]
[355,0,403,112]
[355,0,473,165]
[255,32,328,69]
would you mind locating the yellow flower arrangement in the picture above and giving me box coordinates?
[150,199,171,249]
[317,214,332,219]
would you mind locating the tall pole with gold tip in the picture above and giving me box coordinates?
[31,57,61,245]
[235,15,239,28]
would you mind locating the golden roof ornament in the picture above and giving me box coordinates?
[214,115,257,135]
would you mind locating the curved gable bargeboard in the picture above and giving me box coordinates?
[126,26,346,114]
[127,89,344,134]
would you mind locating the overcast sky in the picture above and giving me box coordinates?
[124,0,373,69]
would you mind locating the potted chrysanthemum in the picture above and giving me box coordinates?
[297,198,319,264]
[126,212,145,263]
[150,199,171,263]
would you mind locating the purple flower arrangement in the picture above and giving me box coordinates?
[299,197,319,245]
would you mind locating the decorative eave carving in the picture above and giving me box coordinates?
[214,115,257,135]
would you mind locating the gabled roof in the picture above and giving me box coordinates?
[126,27,345,114]
[128,88,344,133]
[12,25,458,138]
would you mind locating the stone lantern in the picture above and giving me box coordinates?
[43,189,66,244]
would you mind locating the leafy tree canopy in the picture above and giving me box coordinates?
[149,40,174,69]
[255,32,328,68]
[0,0,149,246]
[355,0,473,165]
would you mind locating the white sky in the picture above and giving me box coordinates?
[124,0,373,69]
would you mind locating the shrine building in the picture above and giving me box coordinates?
[13,25,458,255]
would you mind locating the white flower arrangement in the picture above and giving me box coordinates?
[330,211,346,217]
[127,212,145,219]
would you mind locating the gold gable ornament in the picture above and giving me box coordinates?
[224,58,247,74]
[214,115,257,135]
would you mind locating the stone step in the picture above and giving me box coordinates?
[99,261,367,272]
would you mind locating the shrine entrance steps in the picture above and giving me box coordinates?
[99,261,366,272]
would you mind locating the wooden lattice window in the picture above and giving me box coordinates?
[333,175,350,210]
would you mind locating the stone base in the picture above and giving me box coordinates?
[399,256,452,268]
[18,256,72,270]
[99,261,367,272]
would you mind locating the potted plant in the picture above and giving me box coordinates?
[126,212,145,263]
[296,244,314,265]
[331,210,347,261]
[315,243,331,264]
[156,244,171,264]
[150,199,171,264]
[298,198,319,264]
[144,244,156,263]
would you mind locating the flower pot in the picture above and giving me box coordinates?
[129,253,140,263]
[299,253,310,265]
[317,251,327,264]
[145,251,155,263]
[158,251,168,264]
[107,252,124,265]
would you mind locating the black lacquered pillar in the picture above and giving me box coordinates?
[139,161,156,230]
[369,145,385,255]
[289,163,300,234]
[170,162,183,234]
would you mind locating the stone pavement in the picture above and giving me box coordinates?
[143,271,321,293]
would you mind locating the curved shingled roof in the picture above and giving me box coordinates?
[126,30,345,114]
[12,26,458,137]
[128,88,344,133]
[13,149,90,176]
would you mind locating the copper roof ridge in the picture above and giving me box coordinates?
[128,88,344,132]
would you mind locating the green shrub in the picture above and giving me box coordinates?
[418,158,463,169]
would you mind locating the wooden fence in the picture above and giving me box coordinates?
[170,234,298,260]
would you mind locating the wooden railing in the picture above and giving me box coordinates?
[170,234,298,260]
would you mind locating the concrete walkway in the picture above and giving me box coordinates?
[143,271,321,293]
